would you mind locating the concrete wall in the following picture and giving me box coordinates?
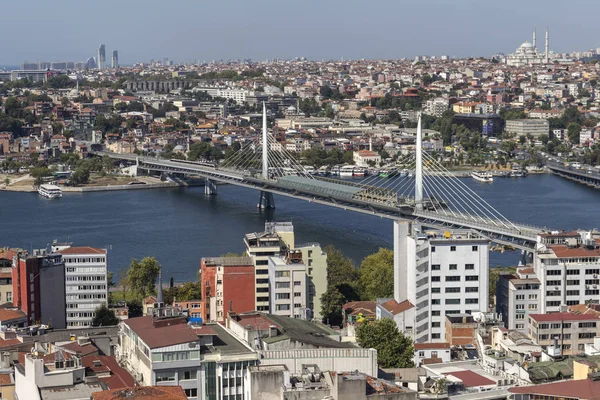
[259,348,377,376]
[39,261,66,329]
[250,370,283,400]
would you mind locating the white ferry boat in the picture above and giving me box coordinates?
[471,171,493,183]
[339,165,355,178]
[38,184,63,199]
[353,167,366,177]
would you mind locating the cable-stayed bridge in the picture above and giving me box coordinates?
[92,105,547,251]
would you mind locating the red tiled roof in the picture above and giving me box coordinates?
[550,245,600,258]
[414,342,450,350]
[529,313,600,322]
[58,246,106,255]
[233,314,281,331]
[92,386,187,400]
[444,370,495,388]
[343,301,376,316]
[380,299,414,315]
[59,342,99,356]
[0,309,26,322]
[82,355,135,390]
[123,316,199,349]
[509,377,600,400]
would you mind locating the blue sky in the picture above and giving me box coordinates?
[1,0,595,65]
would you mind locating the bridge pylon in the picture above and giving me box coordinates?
[204,178,217,195]
[258,191,275,209]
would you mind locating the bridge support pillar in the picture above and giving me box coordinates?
[519,250,531,266]
[257,191,275,209]
[204,178,217,195]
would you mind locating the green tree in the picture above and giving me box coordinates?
[3,177,10,186]
[176,282,202,300]
[320,287,345,326]
[358,248,394,300]
[356,318,415,368]
[91,304,120,326]
[568,122,581,144]
[321,245,359,325]
[70,167,90,186]
[188,142,211,161]
[126,257,162,300]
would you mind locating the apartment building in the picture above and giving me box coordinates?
[534,231,600,313]
[394,222,489,343]
[496,268,541,334]
[244,222,326,318]
[55,245,108,329]
[119,308,258,399]
[528,313,600,356]
[200,257,255,322]
[423,97,449,118]
[268,251,308,319]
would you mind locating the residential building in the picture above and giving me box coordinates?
[528,313,600,356]
[534,231,600,313]
[496,267,541,333]
[376,299,416,340]
[413,342,451,366]
[119,309,259,399]
[445,314,477,347]
[200,257,255,323]
[393,223,489,343]
[344,301,377,325]
[9,248,67,328]
[509,377,600,399]
[505,119,550,138]
[93,386,188,400]
[244,222,326,318]
[0,263,13,305]
[55,245,108,329]
[423,97,449,118]
[528,109,564,119]
[268,251,308,319]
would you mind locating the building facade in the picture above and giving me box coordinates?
[55,245,108,329]
[496,269,541,334]
[394,222,489,343]
[505,119,550,138]
[200,257,255,323]
[528,313,600,356]
[268,252,308,319]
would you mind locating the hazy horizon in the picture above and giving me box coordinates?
[1,0,597,65]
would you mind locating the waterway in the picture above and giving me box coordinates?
[1,174,599,281]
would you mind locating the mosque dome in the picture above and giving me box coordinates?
[520,41,534,49]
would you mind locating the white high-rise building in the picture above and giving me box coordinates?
[394,222,489,343]
[54,244,108,328]
[268,251,308,319]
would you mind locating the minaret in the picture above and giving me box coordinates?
[157,268,164,305]
[533,28,537,49]
[545,28,549,63]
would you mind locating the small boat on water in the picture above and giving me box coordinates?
[331,166,340,176]
[317,166,329,176]
[340,165,354,178]
[471,171,494,183]
[353,167,366,177]
[399,169,409,177]
[38,184,63,199]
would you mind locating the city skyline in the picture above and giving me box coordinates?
[1,0,599,65]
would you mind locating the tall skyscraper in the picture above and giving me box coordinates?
[112,50,119,69]
[97,44,106,70]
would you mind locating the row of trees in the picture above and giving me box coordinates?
[320,246,394,326]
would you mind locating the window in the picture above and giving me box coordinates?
[419,351,425,357]
[449,264,457,270]
[185,388,198,397]
[294,281,301,286]
[472,246,478,252]
[183,370,197,380]
[431,276,440,282]
[432,311,441,316]
[156,371,176,382]
[566,269,580,275]
[528,304,538,310]
[450,246,456,252]
[275,282,290,289]
[431,246,436,252]
[445,287,460,293]
[579,322,597,329]
[516,294,525,300]
[431,299,441,305]
[563,334,571,340]
[432,333,441,339]
[546,301,560,307]
[275,271,290,278]
[431,264,441,271]
[465,264,474,270]
[276,293,290,300]
[445,310,460,315]
[567,280,580,286]
[431,288,440,293]
[516,324,525,329]
[516,304,525,310]
[276,304,290,311]
[516,314,525,320]
[586,269,600,275]
[465,276,479,281]
[465,298,478,304]
[529,294,538,300]
[465,287,478,293]
[445,299,460,305]
[446,276,460,282]
[547,270,562,276]
[546,280,561,286]
[432,322,441,327]
[566,290,580,296]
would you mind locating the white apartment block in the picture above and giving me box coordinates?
[505,119,549,138]
[423,98,449,118]
[394,222,489,343]
[496,269,541,334]
[268,253,308,319]
[534,231,600,313]
[245,222,326,319]
[54,245,108,329]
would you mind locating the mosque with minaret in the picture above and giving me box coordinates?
[506,28,551,66]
